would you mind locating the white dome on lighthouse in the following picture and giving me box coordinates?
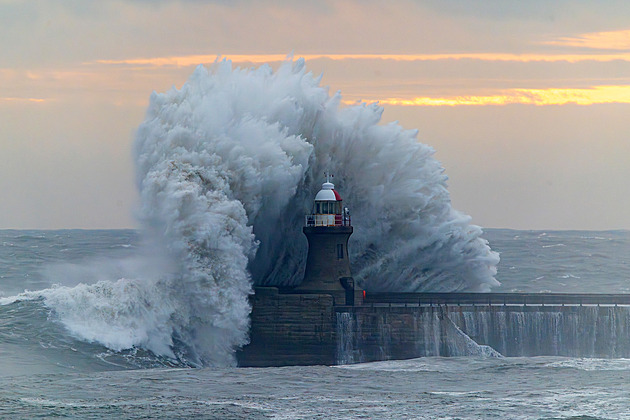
[305,175,351,227]
[315,181,342,201]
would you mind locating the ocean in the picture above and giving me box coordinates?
[1,228,630,419]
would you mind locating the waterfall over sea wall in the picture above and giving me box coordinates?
[336,305,630,363]
[450,305,630,357]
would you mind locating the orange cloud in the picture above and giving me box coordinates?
[0,97,47,103]
[347,86,630,107]
[546,29,630,50]
[92,52,630,67]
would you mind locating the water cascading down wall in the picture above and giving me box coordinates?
[336,304,630,364]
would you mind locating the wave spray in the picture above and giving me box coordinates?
[7,57,499,366]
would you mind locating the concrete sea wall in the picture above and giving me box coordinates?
[237,288,630,367]
[337,305,630,364]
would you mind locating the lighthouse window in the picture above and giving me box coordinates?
[322,202,329,214]
[337,244,344,259]
[316,202,321,214]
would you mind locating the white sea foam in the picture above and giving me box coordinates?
[545,358,630,371]
[6,57,498,366]
[0,295,25,305]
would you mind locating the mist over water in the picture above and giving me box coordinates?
[2,58,498,366]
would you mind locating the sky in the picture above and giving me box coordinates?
[1,0,629,230]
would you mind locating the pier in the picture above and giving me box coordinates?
[363,292,630,306]
[238,289,630,367]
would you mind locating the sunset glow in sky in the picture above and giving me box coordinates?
[1,0,629,229]
[356,86,630,107]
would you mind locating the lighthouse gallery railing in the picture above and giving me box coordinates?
[305,214,351,227]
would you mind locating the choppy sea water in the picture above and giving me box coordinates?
[1,228,630,419]
[3,358,630,419]
[489,229,630,294]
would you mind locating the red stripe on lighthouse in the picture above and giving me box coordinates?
[332,189,342,201]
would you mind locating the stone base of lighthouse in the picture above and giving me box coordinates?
[297,225,359,305]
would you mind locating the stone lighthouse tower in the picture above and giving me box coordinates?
[299,175,360,305]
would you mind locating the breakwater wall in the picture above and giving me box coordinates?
[237,289,630,367]
[237,287,338,366]
[337,304,630,364]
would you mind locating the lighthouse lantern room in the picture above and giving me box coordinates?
[305,175,351,228]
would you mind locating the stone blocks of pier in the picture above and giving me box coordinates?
[237,287,338,366]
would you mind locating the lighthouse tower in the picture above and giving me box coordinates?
[299,175,360,305]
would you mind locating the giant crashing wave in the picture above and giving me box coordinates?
[3,57,498,367]
[132,57,499,362]
[135,57,499,292]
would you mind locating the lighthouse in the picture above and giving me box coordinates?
[299,175,360,305]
